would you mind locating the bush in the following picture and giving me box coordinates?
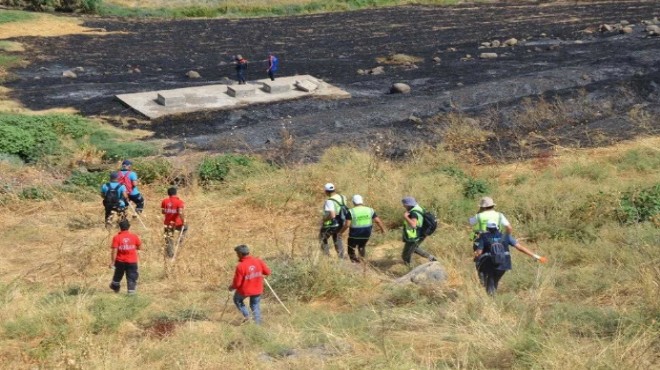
[19,186,53,201]
[463,178,490,198]
[65,170,107,189]
[619,184,660,223]
[95,141,157,161]
[266,258,357,302]
[197,154,258,183]
[133,158,173,184]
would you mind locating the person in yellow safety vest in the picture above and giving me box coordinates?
[401,196,437,266]
[340,194,386,263]
[469,196,513,285]
[319,183,347,258]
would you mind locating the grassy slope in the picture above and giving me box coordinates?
[0,137,658,369]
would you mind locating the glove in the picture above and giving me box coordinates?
[538,256,548,264]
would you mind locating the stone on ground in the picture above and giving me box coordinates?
[370,66,385,75]
[491,39,501,47]
[504,38,518,46]
[395,262,447,285]
[390,83,411,94]
[479,52,498,59]
[186,70,201,79]
[62,70,77,78]
[647,25,660,36]
[432,56,441,63]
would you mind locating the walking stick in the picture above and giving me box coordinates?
[219,291,233,321]
[171,227,186,262]
[264,278,291,315]
[128,203,149,230]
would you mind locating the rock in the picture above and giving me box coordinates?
[394,262,447,285]
[446,47,457,52]
[503,37,518,46]
[72,66,84,73]
[457,82,464,86]
[548,44,560,51]
[432,56,441,63]
[334,120,343,128]
[357,69,366,75]
[133,68,141,73]
[370,66,385,75]
[408,114,423,124]
[186,70,201,79]
[646,25,660,36]
[620,20,629,26]
[621,26,634,34]
[62,70,77,78]
[479,52,498,59]
[390,83,411,94]
[540,32,547,37]
[491,40,501,47]
[581,74,590,80]
[600,24,613,32]
[480,42,491,47]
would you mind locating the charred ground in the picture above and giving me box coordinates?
[6,1,660,161]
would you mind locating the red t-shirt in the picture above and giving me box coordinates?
[112,230,142,263]
[231,255,271,296]
[161,196,184,227]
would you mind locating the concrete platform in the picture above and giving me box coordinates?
[116,75,350,119]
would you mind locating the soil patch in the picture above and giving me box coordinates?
[5,1,660,161]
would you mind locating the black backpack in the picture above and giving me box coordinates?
[329,196,349,228]
[413,209,438,237]
[488,234,508,267]
[103,183,121,209]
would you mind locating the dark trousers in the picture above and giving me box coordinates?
[319,226,344,258]
[347,238,368,263]
[476,257,506,295]
[401,238,432,266]
[268,70,275,81]
[110,262,139,293]
[104,205,126,222]
[128,193,144,212]
[237,70,246,84]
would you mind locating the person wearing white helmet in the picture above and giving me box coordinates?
[340,194,386,263]
[319,183,348,258]
[401,196,437,266]
[474,221,547,295]
[469,196,513,284]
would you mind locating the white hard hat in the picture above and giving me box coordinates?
[324,183,335,192]
[352,194,363,205]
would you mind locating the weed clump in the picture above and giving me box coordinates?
[618,183,660,223]
[198,154,270,184]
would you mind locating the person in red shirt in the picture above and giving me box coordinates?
[109,219,142,294]
[228,245,271,324]
[161,187,187,258]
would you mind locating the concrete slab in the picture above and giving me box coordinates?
[262,81,291,94]
[227,84,256,98]
[116,75,350,119]
[295,79,319,92]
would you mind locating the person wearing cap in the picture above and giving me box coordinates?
[474,221,547,295]
[100,172,129,224]
[109,219,142,294]
[266,52,279,81]
[117,160,145,215]
[401,196,437,266]
[235,55,248,85]
[340,194,386,263]
[469,196,512,284]
[319,183,348,258]
[228,245,271,324]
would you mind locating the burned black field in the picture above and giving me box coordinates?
[7,1,660,161]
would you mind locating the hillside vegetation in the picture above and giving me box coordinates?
[0,112,658,369]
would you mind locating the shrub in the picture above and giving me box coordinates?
[89,295,150,334]
[95,141,157,160]
[618,184,660,223]
[65,170,107,188]
[197,154,260,183]
[463,178,490,198]
[133,158,173,184]
[19,186,53,201]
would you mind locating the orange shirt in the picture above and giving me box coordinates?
[161,196,184,227]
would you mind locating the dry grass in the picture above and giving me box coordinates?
[0,135,658,368]
[0,13,110,39]
[106,0,317,8]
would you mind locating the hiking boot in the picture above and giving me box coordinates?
[109,283,120,293]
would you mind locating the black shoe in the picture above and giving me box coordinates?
[109,283,120,293]
[429,256,437,262]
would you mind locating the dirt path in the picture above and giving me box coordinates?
[5,1,660,160]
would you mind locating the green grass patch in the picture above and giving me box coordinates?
[198,154,271,184]
[89,295,150,334]
[618,183,660,223]
[0,10,34,24]
[0,113,158,163]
